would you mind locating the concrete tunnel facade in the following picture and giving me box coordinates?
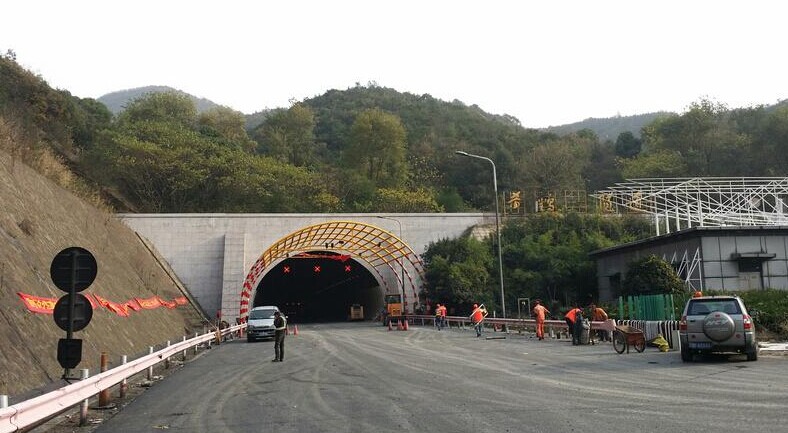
[118,213,491,324]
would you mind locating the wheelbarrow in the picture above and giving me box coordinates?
[613,325,646,354]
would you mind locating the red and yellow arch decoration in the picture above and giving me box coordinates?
[239,221,425,321]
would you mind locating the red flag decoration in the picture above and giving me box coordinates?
[94,294,130,317]
[84,293,99,309]
[105,301,130,317]
[157,297,177,309]
[18,291,185,317]
[135,296,163,310]
[17,292,56,314]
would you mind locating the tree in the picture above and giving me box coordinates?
[421,237,496,313]
[520,138,586,194]
[117,91,196,128]
[253,103,317,167]
[614,131,641,158]
[372,188,444,212]
[343,108,408,188]
[617,149,687,178]
[639,99,746,175]
[620,255,686,297]
[198,106,256,152]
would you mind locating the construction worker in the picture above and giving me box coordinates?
[438,303,448,329]
[434,303,443,330]
[589,304,609,341]
[470,303,487,337]
[532,300,550,340]
[564,305,583,345]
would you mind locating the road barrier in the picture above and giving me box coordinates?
[408,314,616,337]
[409,315,679,348]
[0,323,245,433]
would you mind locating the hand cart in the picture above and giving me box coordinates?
[612,325,646,354]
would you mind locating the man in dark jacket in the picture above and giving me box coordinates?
[272,311,287,362]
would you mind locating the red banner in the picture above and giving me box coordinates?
[17,292,187,316]
[158,297,177,309]
[17,292,56,314]
[94,294,130,317]
[105,301,130,317]
[135,296,163,310]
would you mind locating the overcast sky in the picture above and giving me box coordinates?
[3,0,786,128]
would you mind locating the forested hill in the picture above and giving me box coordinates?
[2,52,787,216]
[544,112,673,140]
[98,85,222,115]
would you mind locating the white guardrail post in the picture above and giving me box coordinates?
[0,324,245,433]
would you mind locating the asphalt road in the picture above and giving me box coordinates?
[93,323,788,433]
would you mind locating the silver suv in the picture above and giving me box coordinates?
[679,295,757,362]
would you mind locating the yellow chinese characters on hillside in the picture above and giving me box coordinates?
[506,191,523,214]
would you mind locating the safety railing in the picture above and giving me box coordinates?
[407,315,678,348]
[406,315,616,334]
[0,324,246,433]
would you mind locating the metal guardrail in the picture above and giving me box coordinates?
[0,324,246,433]
[407,315,616,333]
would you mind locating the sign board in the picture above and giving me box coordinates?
[50,247,97,292]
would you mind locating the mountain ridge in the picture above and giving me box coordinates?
[98,85,673,139]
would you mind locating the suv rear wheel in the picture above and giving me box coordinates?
[681,346,693,362]
[746,342,759,361]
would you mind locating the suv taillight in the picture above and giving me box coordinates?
[743,314,752,330]
[679,315,687,331]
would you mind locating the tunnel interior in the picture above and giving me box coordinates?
[253,251,384,323]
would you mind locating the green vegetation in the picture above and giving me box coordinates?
[619,255,686,297]
[422,213,652,316]
[699,289,788,338]
[3,53,788,336]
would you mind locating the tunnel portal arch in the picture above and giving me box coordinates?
[239,221,425,321]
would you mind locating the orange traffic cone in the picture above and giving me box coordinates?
[293,325,299,336]
[387,320,393,331]
[403,320,409,331]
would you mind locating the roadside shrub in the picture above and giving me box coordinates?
[703,288,788,338]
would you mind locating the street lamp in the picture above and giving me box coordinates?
[454,150,506,318]
[376,216,406,310]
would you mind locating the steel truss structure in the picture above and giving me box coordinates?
[593,177,788,235]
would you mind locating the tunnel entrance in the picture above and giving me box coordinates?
[253,251,383,323]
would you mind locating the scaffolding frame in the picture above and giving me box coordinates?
[592,177,788,234]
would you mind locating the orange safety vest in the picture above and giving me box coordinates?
[471,308,484,324]
[565,308,581,323]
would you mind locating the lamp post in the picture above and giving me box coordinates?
[376,216,406,310]
[455,151,506,318]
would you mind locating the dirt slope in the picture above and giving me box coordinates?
[0,150,208,399]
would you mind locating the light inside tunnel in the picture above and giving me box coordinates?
[253,251,384,323]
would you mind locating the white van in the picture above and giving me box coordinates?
[246,306,280,342]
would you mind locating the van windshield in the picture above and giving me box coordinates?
[249,309,276,320]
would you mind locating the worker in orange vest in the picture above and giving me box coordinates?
[532,300,550,340]
[589,303,609,341]
[565,305,583,345]
[470,303,487,337]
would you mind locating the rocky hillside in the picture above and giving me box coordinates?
[0,149,209,399]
